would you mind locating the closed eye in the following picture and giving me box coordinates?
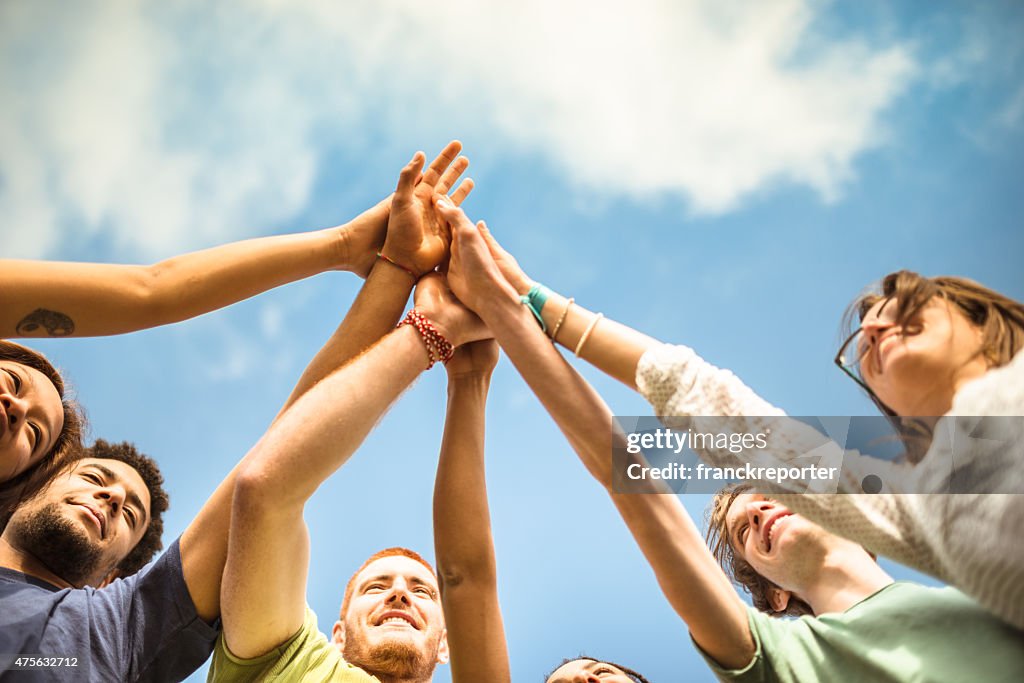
[124,506,137,529]
[4,369,22,392]
[28,423,41,450]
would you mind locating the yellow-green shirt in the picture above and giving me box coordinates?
[208,607,379,682]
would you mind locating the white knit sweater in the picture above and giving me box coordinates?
[637,345,1024,631]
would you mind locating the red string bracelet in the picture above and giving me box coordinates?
[376,251,419,281]
[398,309,454,369]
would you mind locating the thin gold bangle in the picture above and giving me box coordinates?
[574,312,603,357]
[550,297,574,343]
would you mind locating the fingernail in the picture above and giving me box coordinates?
[437,196,452,208]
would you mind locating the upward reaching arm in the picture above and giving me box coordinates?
[433,341,511,683]
[176,143,472,623]
[440,199,755,669]
[221,271,489,659]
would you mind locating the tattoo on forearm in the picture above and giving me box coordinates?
[16,309,75,337]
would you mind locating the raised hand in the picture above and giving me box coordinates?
[382,141,473,277]
[434,197,517,313]
[339,142,473,278]
[475,221,532,296]
[413,272,492,349]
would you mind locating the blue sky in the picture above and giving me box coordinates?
[3,2,1023,681]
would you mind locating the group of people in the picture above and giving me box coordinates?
[0,141,1021,682]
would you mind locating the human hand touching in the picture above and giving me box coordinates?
[412,272,492,350]
[339,141,473,278]
[380,141,473,277]
[434,197,520,313]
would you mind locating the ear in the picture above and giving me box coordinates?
[767,586,792,613]
[435,628,449,665]
[330,620,345,652]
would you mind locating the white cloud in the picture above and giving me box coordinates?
[0,0,918,258]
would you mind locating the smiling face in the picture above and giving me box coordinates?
[0,361,64,482]
[4,457,150,587]
[855,296,987,416]
[546,658,641,683]
[333,555,448,679]
[723,494,832,612]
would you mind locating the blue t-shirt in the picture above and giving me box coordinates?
[0,537,219,682]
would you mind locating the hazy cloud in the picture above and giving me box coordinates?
[2,0,919,258]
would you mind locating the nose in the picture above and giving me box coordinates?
[96,485,126,516]
[1,393,28,427]
[746,499,774,534]
[384,581,412,606]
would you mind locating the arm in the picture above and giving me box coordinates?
[221,271,489,659]
[0,141,471,339]
[433,341,511,683]
[441,201,755,669]
[177,143,472,624]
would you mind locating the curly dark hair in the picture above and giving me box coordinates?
[71,439,170,577]
[0,340,86,528]
[545,656,651,683]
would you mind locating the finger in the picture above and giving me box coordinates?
[477,220,506,258]
[436,156,469,195]
[420,140,463,188]
[434,196,476,236]
[449,177,474,206]
[396,152,426,197]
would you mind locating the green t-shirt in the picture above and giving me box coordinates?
[208,607,380,682]
[700,582,1024,683]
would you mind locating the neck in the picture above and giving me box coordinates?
[0,536,75,589]
[904,358,989,417]
[802,544,892,615]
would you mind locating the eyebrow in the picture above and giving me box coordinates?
[92,463,149,526]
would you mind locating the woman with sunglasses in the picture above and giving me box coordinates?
[435,197,1024,632]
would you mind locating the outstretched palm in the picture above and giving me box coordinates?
[383,141,473,276]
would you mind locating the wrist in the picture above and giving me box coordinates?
[446,370,494,386]
[324,224,352,272]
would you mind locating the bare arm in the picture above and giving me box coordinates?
[2,215,360,338]
[442,200,755,669]
[468,220,660,389]
[222,271,489,659]
[178,143,472,624]
[433,341,511,683]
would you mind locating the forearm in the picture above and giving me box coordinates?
[241,325,427,506]
[433,374,511,683]
[0,226,345,338]
[529,288,660,390]
[278,257,413,414]
[480,294,620,487]
[434,375,497,584]
[610,489,755,669]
